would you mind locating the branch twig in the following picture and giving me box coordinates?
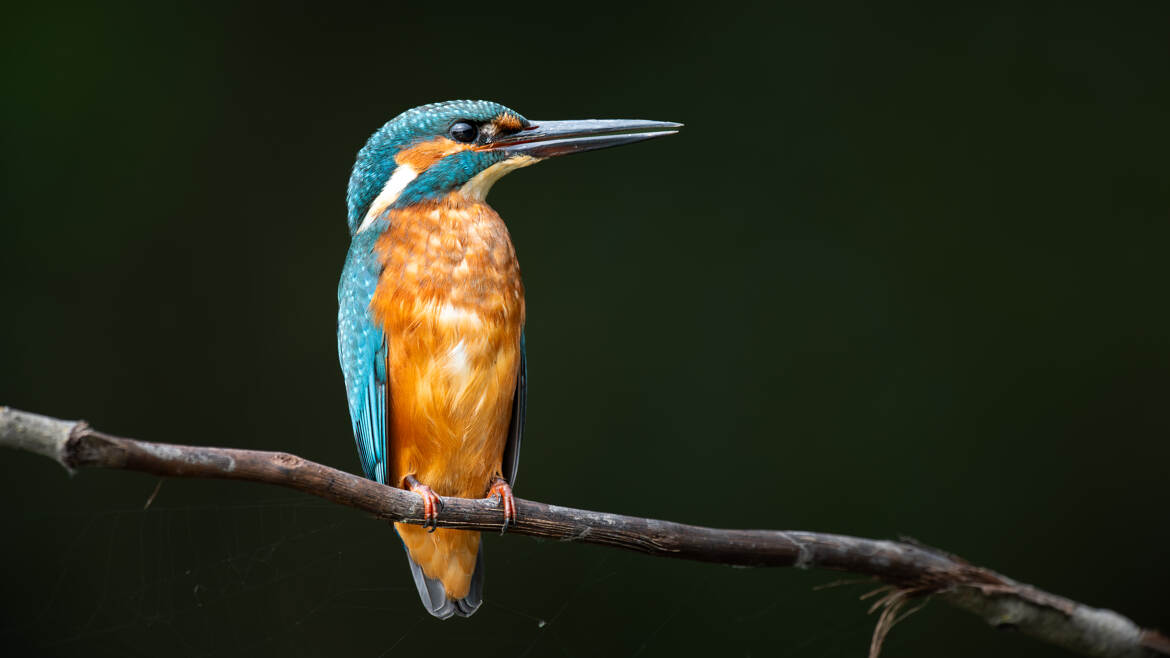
[1,406,1165,658]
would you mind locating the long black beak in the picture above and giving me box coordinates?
[489,119,681,158]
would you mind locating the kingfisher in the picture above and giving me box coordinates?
[337,100,679,619]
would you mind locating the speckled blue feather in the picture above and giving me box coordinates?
[337,228,387,482]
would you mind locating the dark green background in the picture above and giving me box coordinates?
[3,2,1167,657]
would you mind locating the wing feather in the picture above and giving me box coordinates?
[501,332,526,486]
[338,236,388,483]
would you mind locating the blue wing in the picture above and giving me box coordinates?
[501,332,526,486]
[337,232,388,483]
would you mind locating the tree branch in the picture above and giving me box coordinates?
[2,406,1165,658]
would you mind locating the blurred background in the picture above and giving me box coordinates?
[2,2,1168,656]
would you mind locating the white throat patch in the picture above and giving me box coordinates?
[459,156,541,201]
[355,164,419,234]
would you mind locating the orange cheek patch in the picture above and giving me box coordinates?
[493,113,524,133]
[395,137,471,172]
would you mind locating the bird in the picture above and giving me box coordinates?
[337,100,679,619]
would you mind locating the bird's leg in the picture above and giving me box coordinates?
[487,476,516,534]
[404,474,443,533]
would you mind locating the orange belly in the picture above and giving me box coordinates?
[371,196,524,600]
[386,318,520,497]
[387,306,517,598]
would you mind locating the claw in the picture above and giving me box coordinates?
[404,474,443,532]
[487,477,517,535]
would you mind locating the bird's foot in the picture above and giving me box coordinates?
[404,474,444,532]
[487,477,516,535]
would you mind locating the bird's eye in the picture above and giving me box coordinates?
[449,121,478,143]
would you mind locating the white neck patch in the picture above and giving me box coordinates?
[355,164,419,234]
[459,156,541,201]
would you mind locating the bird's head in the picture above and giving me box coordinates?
[346,100,680,235]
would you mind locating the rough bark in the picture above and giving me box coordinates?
[2,406,1166,658]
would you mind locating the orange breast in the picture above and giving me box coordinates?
[369,195,524,600]
[371,194,525,497]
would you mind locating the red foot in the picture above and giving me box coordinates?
[488,477,517,534]
[405,474,444,533]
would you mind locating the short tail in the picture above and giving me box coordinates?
[396,523,484,619]
[405,542,483,619]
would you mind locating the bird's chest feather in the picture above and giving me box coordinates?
[370,197,524,493]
